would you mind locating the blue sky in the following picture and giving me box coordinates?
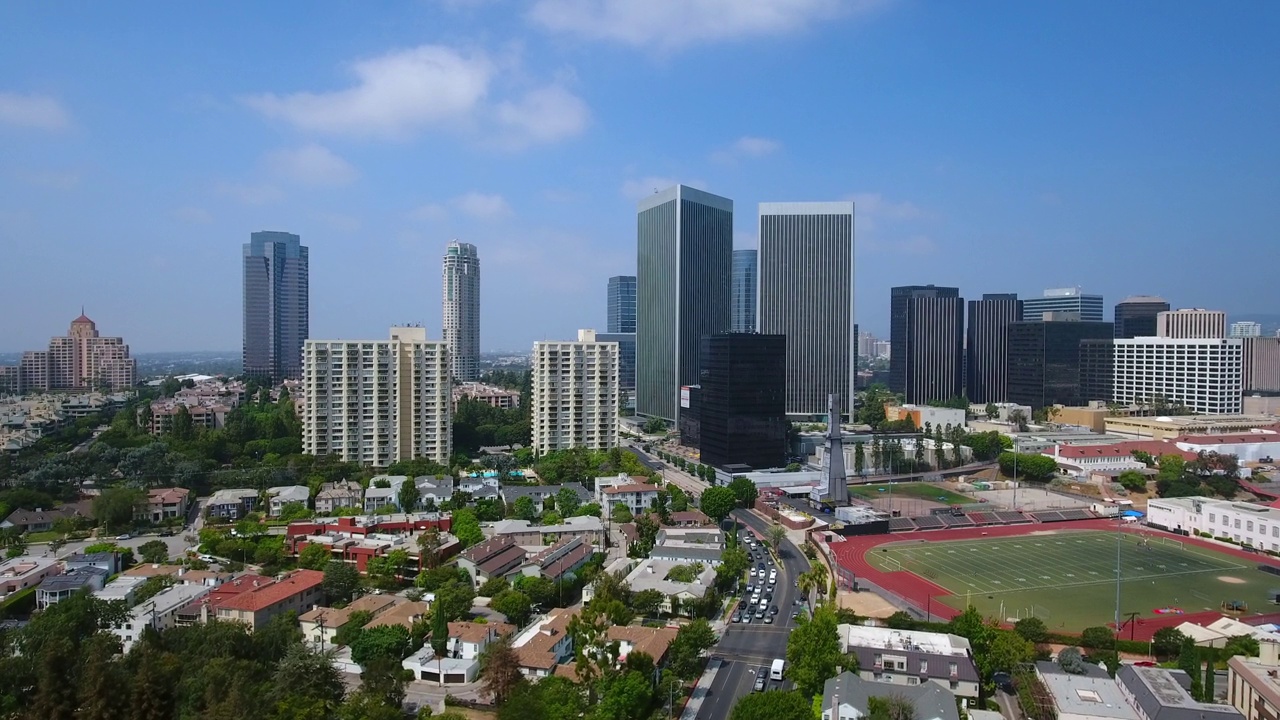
[1,0,1277,352]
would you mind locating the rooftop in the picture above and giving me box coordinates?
[840,624,972,657]
[823,671,960,720]
[217,569,323,612]
[1116,665,1242,720]
[1037,661,1138,720]
[38,567,108,593]
[299,594,402,629]
[364,600,431,630]
[490,515,604,535]
[603,483,660,495]
[623,558,715,598]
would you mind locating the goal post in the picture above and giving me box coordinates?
[882,555,903,572]
[1161,538,1185,551]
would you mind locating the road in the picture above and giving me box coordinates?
[623,441,710,499]
[698,509,811,720]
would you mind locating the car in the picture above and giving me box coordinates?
[769,605,779,615]
[753,676,765,692]
[755,609,765,619]
[158,529,174,537]
[732,613,742,623]
[791,611,799,620]
[198,554,216,563]
[992,672,1015,694]
[115,534,131,541]
[749,569,757,578]
[764,615,774,624]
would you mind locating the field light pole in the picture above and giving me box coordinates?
[1114,509,1123,640]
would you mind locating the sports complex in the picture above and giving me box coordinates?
[825,483,1280,640]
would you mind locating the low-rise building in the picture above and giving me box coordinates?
[1,504,89,533]
[488,516,605,546]
[1046,441,1197,477]
[649,527,724,566]
[213,569,325,630]
[402,621,516,684]
[1175,617,1280,649]
[1174,430,1280,465]
[0,555,60,596]
[1227,639,1280,720]
[838,624,981,699]
[1036,660,1139,720]
[206,488,259,520]
[114,584,213,652]
[135,487,191,523]
[94,575,149,605]
[453,382,521,410]
[500,483,591,514]
[1116,663,1241,720]
[36,567,109,608]
[1147,497,1280,552]
[267,485,310,517]
[821,670,961,720]
[458,535,527,589]
[521,536,594,584]
[597,475,660,516]
[64,551,121,575]
[314,481,362,515]
[415,475,455,507]
[299,593,403,648]
[1105,415,1279,442]
[511,609,578,679]
[623,558,716,616]
[884,404,967,432]
[364,476,409,513]
[364,600,431,630]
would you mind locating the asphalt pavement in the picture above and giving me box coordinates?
[697,509,811,720]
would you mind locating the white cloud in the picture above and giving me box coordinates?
[712,135,781,163]
[264,144,360,186]
[528,0,882,50]
[849,192,935,255]
[173,206,213,224]
[452,192,512,219]
[620,176,707,202]
[216,182,284,206]
[0,92,71,130]
[243,45,589,148]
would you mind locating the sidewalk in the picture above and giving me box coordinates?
[681,657,723,720]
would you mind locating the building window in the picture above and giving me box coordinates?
[908,677,919,685]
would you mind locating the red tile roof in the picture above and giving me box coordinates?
[1052,441,1196,461]
[217,569,323,612]
[1175,433,1280,445]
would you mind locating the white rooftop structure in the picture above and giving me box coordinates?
[94,575,148,604]
[1036,662,1139,720]
[624,558,716,599]
[840,624,972,657]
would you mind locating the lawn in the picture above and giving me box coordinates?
[866,530,1278,632]
[848,483,972,506]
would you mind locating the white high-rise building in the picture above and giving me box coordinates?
[442,241,480,382]
[532,330,620,455]
[1112,338,1243,414]
[302,327,452,467]
[1231,321,1264,338]
[1156,309,1226,339]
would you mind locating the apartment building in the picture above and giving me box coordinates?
[299,593,402,648]
[206,488,260,520]
[838,624,981,699]
[596,475,660,517]
[314,481,362,515]
[1228,639,1280,720]
[0,556,61,596]
[531,329,620,454]
[302,326,452,467]
[15,313,136,393]
[1111,338,1244,415]
[453,382,520,410]
[146,400,232,435]
[114,584,213,652]
[214,569,324,630]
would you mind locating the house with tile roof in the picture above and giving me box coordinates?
[511,608,578,678]
[212,569,324,630]
[363,600,432,630]
[135,487,191,523]
[402,620,516,684]
[457,535,528,589]
[1046,440,1198,477]
[520,535,595,584]
[596,473,660,515]
[299,593,403,648]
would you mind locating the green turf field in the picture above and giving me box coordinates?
[848,482,972,505]
[866,530,1278,631]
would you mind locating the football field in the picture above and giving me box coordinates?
[866,530,1278,631]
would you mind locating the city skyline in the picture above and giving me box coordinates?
[3,3,1277,352]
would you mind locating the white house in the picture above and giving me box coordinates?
[112,584,212,652]
[364,476,409,513]
[267,485,310,517]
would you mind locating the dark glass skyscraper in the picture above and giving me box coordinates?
[889,285,963,404]
[966,293,1022,404]
[1114,296,1169,338]
[1007,319,1114,409]
[1022,287,1104,322]
[731,249,757,332]
[243,231,308,381]
[757,202,855,418]
[698,333,787,470]
[636,185,732,422]
[607,275,636,333]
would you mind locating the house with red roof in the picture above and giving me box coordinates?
[1174,428,1280,464]
[212,569,324,630]
[1045,440,1197,477]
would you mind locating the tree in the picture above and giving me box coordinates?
[452,508,484,547]
[416,527,443,569]
[298,543,332,571]
[278,501,312,522]
[786,605,842,697]
[631,588,665,618]
[985,403,999,420]
[983,630,1034,678]
[480,636,525,706]
[491,589,533,627]
[947,605,994,662]
[854,442,866,475]
[434,579,477,623]
[700,486,736,523]
[334,611,374,647]
[555,487,582,517]
[728,476,759,508]
[322,561,360,604]
[644,417,667,434]
[1008,408,1030,432]
[93,487,141,532]
[668,486,689,512]
[1178,638,1203,700]
[78,634,129,720]
[1117,470,1149,493]
[729,690,815,720]
[1204,657,1216,702]
[594,670,653,720]
[1152,627,1188,658]
[1223,634,1261,659]
[479,575,510,598]
[272,641,347,715]
[351,624,412,667]
[398,481,421,513]
[1014,616,1049,644]
[1058,647,1087,674]
[137,539,169,564]
[610,504,633,524]
[512,496,537,521]
[1081,626,1115,651]
[767,525,787,553]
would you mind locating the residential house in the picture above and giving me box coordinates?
[623,558,716,616]
[1,504,88,533]
[206,488,259,520]
[415,475,455,508]
[363,600,432,630]
[1036,660,1139,720]
[1227,639,1280,720]
[457,535,527,589]
[267,485,310,517]
[596,474,660,516]
[1116,664,1241,720]
[821,670,961,720]
[213,569,325,630]
[135,487,191,523]
[36,567,109,609]
[0,555,60,596]
[64,551,121,575]
[521,536,594,585]
[488,516,605,546]
[94,575,149,605]
[402,621,515,684]
[839,624,981,699]
[608,625,678,666]
[114,584,213,652]
[458,475,500,496]
[500,482,591,514]
[175,574,277,626]
[649,527,725,566]
[314,481,362,515]
[299,593,403,648]
[363,476,409,513]
[668,510,712,527]
[511,609,578,678]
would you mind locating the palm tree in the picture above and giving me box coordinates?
[767,525,787,553]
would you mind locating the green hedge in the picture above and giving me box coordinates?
[0,586,37,616]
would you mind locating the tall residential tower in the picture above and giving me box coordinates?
[636,185,732,422]
[731,249,757,332]
[243,231,309,381]
[531,330,620,454]
[442,241,480,382]
[757,201,855,418]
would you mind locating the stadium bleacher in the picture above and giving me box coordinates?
[940,515,974,527]
[994,511,1032,524]
[887,517,916,532]
[912,515,945,529]
[966,511,998,525]
[1058,508,1095,521]
[1030,510,1065,522]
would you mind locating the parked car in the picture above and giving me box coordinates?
[753,676,765,692]
[115,534,131,541]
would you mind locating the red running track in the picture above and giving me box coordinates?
[829,519,1279,641]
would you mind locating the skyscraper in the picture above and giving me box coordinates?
[889,285,964,404]
[757,202,855,418]
[1231,321,1264,338]
[697,333,787,470]
[243,231,309,381]
[531,330,620,454]
[965,293,1022,404]
[636,185,732,422]
[12,312,136,393]
[1114,296,1169,338]
[1022,287,1103,322]
[731,249,757,332]
[1006,319,1114,409]
[607,275,636,333]
[1156,309,1226,339]
[442,241,480,382]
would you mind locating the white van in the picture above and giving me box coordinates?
[770,658,785,681]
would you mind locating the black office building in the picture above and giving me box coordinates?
[890,285,964,404]
[1080,339,1115,403]
[698,333,787,470]
[1007,320,1115,409]
[1114,296,1170,339]
[966,293,1022,404]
